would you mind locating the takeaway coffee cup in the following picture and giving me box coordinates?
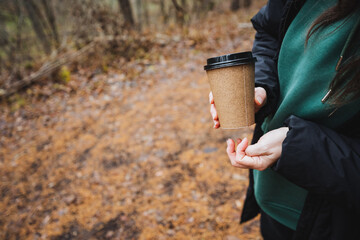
[204,52,256,129]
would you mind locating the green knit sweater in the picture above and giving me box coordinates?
[253,0,360,230]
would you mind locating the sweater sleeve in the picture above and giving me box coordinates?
[251,1,284,123]
[273,115,360,211]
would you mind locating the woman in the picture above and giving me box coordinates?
[209,0,360,239]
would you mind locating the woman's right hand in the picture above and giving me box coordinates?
[209,87,267,128]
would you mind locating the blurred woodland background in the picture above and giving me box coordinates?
[1,0,253,94]
[1,0,265,239]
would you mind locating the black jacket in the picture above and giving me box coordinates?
[240,0,360,239]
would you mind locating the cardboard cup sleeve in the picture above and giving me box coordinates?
[204,52,256,129]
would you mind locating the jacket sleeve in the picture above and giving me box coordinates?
[273,114,360,211]
[251,0,285,123]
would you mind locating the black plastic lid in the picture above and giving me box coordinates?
[204,51,256,71]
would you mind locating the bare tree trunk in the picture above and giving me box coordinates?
[181,0,188,11]
[205,0,215,11]
[243,0,252,8]
[0,11,10,72]
[15,0,24,75]
[23,0,52,54]
[171,0,185,25]
[135,0,142,30]
[181,0,189,22]
[118,0,135,27]
[192,0,201,17]
[143,0,150,27]
[159,0,169,24]
[41,0,59,46]
[0,11,8,45]
[194,0,215,15]
[230,0,240,11]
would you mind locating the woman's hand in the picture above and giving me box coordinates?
[209,87,267,128]
[226,127,289,171]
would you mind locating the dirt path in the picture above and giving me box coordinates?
[0,11,262,240]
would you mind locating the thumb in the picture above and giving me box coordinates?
[245,142,265,157]
[255,87,267,106]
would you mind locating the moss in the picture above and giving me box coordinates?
[59,66,71,84]
[10,94,26,112]
[102,63,109,73]
[24,61,34,71]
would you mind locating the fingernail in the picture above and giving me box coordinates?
[256,96,263,104]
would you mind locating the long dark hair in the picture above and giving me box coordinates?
[306,0,360,107]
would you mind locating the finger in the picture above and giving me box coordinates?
[237,138,241,144]
[209,92,214,104]
[233,138,257,169]
[214,120,220,128]
[236,137,248,159]
[227,139,246,168]
[226,139,236,159]
[245,142,267,157]
[210,104,218,120]
[254,87,267,107]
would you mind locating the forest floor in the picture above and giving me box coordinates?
[0,7,262,240]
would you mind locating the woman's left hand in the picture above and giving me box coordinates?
[226,127,289,171]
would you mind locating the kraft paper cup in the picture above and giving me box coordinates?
[204,52,256,129]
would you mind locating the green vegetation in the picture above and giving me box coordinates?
[59,66,71,84]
